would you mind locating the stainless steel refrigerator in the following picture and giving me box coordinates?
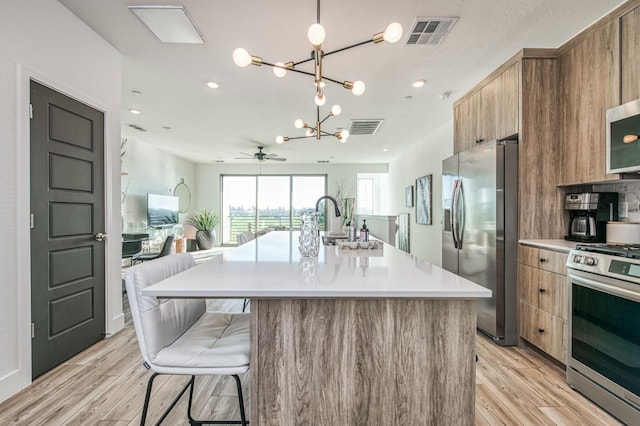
[442,139,518,346]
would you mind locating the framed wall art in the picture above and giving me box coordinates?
[398,213,410,253]
[405,185,414,207]
[416,175,432,225]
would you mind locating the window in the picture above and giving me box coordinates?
[221,175,326,244]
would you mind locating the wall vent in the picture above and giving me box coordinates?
[406,17,458,46]
[348,119,384,136]
[127,124,147,132]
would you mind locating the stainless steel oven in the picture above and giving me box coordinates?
[566,245,640,425]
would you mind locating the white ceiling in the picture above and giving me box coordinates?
[59,0,626,164]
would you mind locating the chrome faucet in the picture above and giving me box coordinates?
[315,195,341,217]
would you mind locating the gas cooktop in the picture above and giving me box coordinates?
[576,244,640,259]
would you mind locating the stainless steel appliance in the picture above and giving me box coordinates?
[442,139,518,346]
[566,245,640,425]
[565,193,618,243]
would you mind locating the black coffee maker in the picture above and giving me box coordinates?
[565,192,618,242]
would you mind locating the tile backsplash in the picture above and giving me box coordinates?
[594,181,640,222]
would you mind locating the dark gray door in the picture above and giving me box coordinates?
[30,80,106,378]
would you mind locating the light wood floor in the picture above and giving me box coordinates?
[0,299,622,426]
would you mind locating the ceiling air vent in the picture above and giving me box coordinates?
[406,17,458,46]
[127,124,147,132]
[348,119,383,136]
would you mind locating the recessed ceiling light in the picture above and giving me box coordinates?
[207,81,220,89]
[132,90,143,95]
[129,109,141,115]
[382,147,389,152]
[129,5,204,44]
[412,79,426,88]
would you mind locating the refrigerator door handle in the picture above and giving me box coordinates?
[457,180,465,248]
[452,179,460,249]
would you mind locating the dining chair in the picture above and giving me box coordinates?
[235,231,254,312]
[125,253,250,425]
[132,234,175,264]
[236,231,255,246]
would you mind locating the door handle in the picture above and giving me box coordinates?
[95,232,108,242]
[457,181,465,249]
[449,179,459,248]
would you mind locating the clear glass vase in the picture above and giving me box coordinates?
[299,211,320,257]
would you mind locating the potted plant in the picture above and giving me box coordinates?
[186,209,220,250]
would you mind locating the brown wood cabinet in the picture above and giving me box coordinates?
[453,63,519,153]
[518,245,568,363]
[558,20,620,185]
[621,5,640,103]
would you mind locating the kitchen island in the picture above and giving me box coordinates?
[144,231,491,425]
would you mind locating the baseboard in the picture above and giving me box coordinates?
[106,312,125,337]
[0,369,23,404]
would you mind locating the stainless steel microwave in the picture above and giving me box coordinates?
[606,98,640,174]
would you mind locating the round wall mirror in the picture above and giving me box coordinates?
[173,178,191,213]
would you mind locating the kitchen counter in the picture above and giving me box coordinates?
[144,231,488,424]
[144,231,491,299]
[519,239,583,253]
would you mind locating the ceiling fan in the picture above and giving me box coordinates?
[235,146,286,162]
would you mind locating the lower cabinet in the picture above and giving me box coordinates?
[518,245,568,363]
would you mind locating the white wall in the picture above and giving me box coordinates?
[387,122,454,265]
[195,163,388,243]
[0,0,122,402]
[121,139,196,231]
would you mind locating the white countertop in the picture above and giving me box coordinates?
[519,239,581,253]
[143,231,491,299]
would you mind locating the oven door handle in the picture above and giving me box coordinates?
[569,272,640,303]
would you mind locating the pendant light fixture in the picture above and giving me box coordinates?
[233,0,402,143]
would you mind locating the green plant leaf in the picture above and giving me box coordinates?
[185,209,220,231]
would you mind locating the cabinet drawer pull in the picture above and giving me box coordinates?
[475,138,485,144]
[539,288,547,294]
[538,328,545,334]
[539,257,547,263]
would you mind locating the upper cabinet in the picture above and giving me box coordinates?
[622,6,640,103]
[453,63,519,153]
[558,21,620,186]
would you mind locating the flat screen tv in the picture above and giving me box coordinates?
[147,193,179,228]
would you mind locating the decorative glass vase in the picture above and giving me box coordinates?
[299,212,320,257]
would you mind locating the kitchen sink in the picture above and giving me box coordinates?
[321,235,348,245]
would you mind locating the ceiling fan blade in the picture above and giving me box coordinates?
[234,157,256,160]
[264,153,278,158]
[267,157,287,161]
[238,152,254,157]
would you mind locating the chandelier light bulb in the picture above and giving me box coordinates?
[232,48,252,67]
[351,80,366,96]
[383,22,403,43]
[276,135,285,144]
[307,23,326,46]
[315,92,326,106]
[294,119,305,129]
[623,134,639,143]
[339,129,350,142]
[306,128,315,137]
[273,62,287,78]
[331,105,342,116]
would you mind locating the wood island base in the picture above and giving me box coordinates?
[250,298,477,425]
